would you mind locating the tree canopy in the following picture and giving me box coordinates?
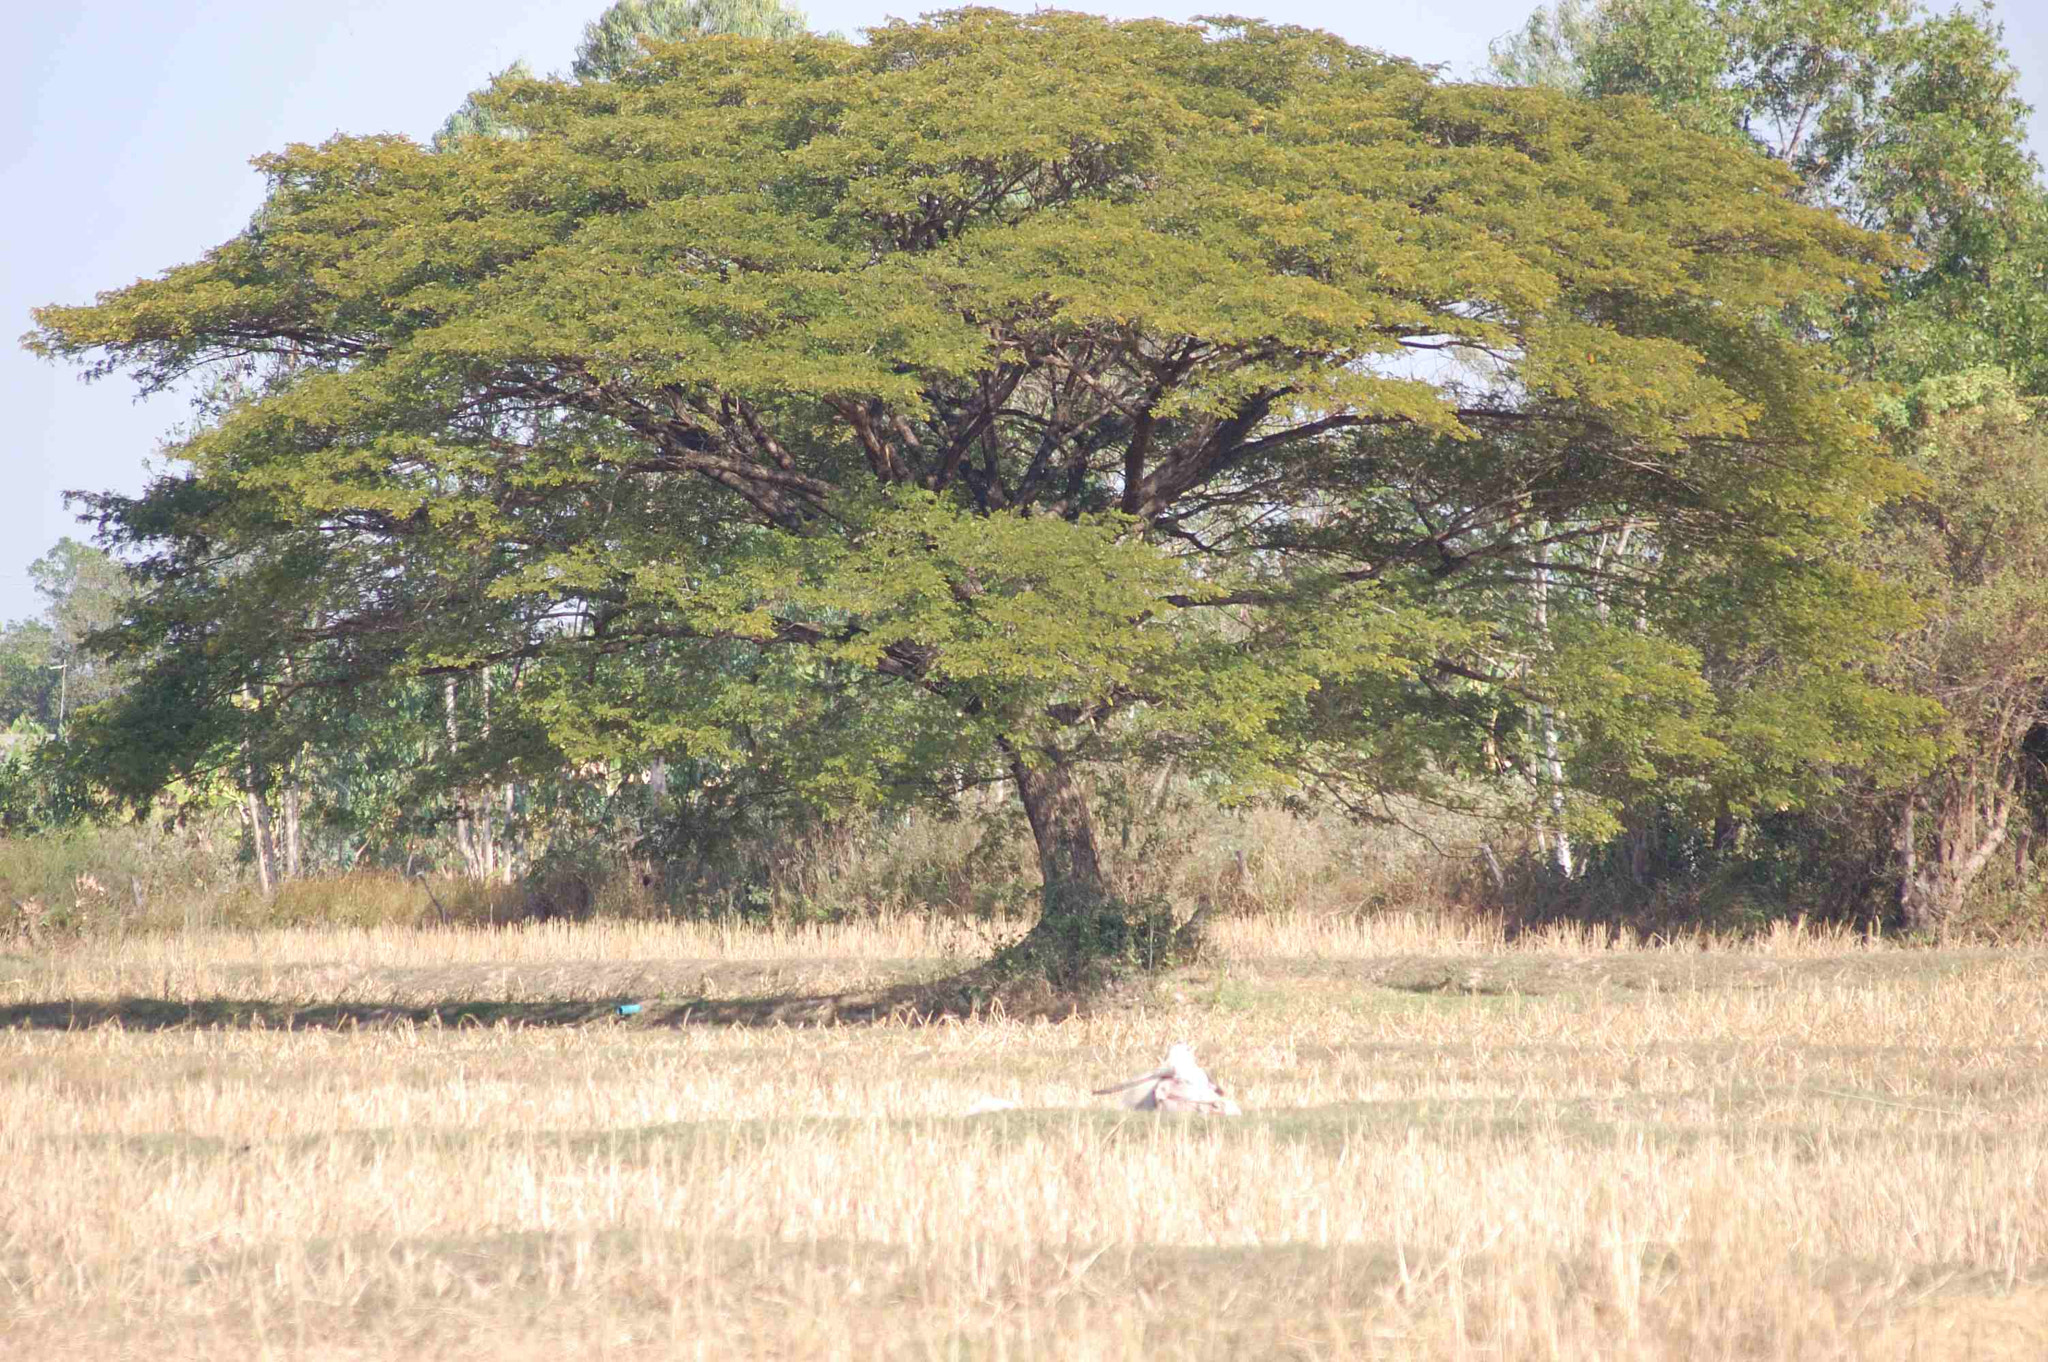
[1491,0,2045,388]
[29,9,1914,961]
[573,0,811,81]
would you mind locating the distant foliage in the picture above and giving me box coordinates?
[431,61,534,151]
[573,0,811,81]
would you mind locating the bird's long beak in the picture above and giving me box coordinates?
[1092,1064,1171,1096]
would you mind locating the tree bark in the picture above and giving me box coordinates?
[244,789,277,897]
[478,669,494,880]
[280,780,302,881]
[1004,741,1112,925]
[278,655,303,882]
[1531,530,1573,877]
[240,683,277,896]
[445,676,489,878]
[1895,768,2013,936]
[501,781,518,884]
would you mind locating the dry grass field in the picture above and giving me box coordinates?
[3,911,2046,1359]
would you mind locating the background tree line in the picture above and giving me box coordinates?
[13,0,2048,957]
[1489,0,2048,933]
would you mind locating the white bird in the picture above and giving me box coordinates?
[962,1094,1021,1116]
[1094,1043,1242,1115]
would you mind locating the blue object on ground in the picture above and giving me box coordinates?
[616,1003,643,1016]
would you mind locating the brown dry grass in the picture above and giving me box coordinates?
[3,912,2045,1359]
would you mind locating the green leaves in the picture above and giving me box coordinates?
[28,10,1916,863]
[572,0,813,83]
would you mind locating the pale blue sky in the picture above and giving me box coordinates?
[7,1,2046,621]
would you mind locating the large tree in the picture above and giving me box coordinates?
[31,11,1906,969]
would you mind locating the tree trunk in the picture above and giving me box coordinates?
[501,666,524,884]
[1531,530,1573,878]
[1008,744,1111,921]
[1895,768,2013,937]
[244,789,277,897]
[479,669,497,879]
[501,781,518,884]
[240,682,277,896]
[277,655,303,883]
[445,676,491,878]
[1894,793,1919,926]
[445,678,468,869]
[281,780,302,881]
[1713,813,1741,859]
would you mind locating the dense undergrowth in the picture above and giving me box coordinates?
[0,796,1474,942]
[7,785,2046,949]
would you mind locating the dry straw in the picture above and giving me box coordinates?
[2,913,2044,1359]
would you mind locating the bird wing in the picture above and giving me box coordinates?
[1092,1064,1171,1097]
